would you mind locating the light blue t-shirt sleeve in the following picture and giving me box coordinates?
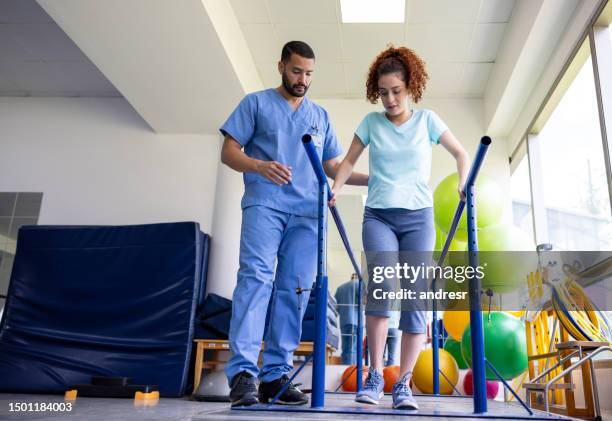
[355,113,371,146]
[322,110,343,161]
[219,94,257,147]
[426,110,449,145]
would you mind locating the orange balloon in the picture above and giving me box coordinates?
[383,365,400,393]
[341,365,368,392]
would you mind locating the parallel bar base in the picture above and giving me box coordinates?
[231,394,570,420]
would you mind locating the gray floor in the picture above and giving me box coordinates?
[0,393,588,421]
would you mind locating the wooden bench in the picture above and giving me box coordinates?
[192,339,336,393]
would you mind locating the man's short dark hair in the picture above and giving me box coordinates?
[281,41,315,62]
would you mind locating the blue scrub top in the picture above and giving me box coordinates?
[220,88,342,218]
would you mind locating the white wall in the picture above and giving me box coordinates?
[206,149,244,299]
[0,97,220,230]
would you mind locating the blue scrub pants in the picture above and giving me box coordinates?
[362,206,435,333]
[226,205,317,384]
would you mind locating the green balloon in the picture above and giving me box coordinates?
[433,173,503,241]
[444,338,468,369]
[461,312,527,380]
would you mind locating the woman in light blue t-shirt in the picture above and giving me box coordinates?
[331,46,470,410]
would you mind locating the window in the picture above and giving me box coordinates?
[536,56,612,251]
[511,154,535,241]
[0,192,43,308]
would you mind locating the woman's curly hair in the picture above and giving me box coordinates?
[366,45,428,104]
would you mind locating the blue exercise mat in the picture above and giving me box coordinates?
[0,222,208,397]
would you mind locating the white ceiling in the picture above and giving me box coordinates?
[0,0,119,97]
[36,0,246,134]
[0,0,588,138]
[230,0,516,99]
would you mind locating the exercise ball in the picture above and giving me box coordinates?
[461,312,527,380]
[383,365,400,393]
[434,224,467,261]
[476,224,536,293]
[341,365,368,392]
[413,348,458,395]
[443,338,468,369]
[433,173,503,241]
[443,310,470,341]
[463,369,500,399]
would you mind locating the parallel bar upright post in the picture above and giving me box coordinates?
[467,182,487,413]
[431,136,491,402]
[302,134,367,402]
[311,161,328,409]
[432,307,440,394]
[465,137,491,414]
[356,278,363,392]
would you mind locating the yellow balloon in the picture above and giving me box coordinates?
[413,348,459,395]
[443,310,470,341]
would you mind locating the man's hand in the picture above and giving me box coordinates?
[256,161,292,185]
[221,137,292,186]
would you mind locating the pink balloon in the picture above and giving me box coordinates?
[463,369,499,399]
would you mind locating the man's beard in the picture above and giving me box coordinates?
[282,72,309,97]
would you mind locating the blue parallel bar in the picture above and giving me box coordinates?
[304,133,491,414]
[432,312,440,395]
[431,136,490,398]
[436,202,466,265]
[467,183,486,414]
[302,134,363,407]
[311,169,328,408]
[464,137,492,192]
[465,136,491,414]
[312,274,328,408]
[356,272,363,392]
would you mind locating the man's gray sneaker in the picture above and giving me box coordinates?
[392,374,419,410]
[355,367,384,405]
[229,371,259,407]
[258,374,308,405]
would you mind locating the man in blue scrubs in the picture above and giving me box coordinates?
[220,41,367,407]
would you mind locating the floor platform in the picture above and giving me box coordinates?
[232,393,572,420]
[0,392,584,421]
